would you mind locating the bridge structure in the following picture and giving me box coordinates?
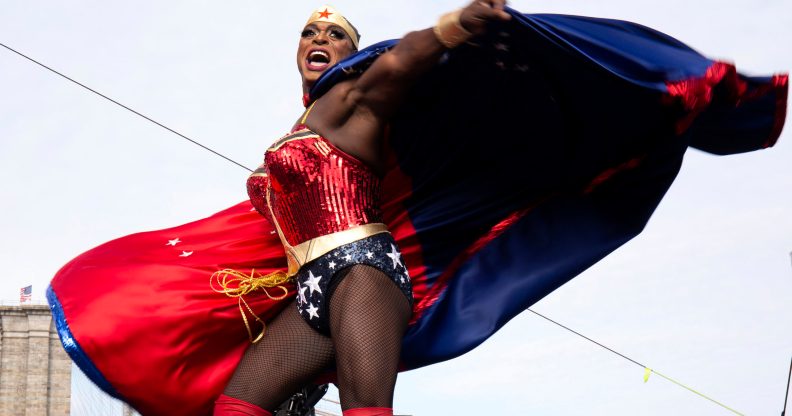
[0,304,71,415]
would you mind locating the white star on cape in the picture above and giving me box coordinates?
[343,254,352,261]
[304,271,322,295]
[297,284,308,305]
[179,251,193,257]
[166,238,181,246]
[365,251,374,259]
[386,244,403,269]
[305,303,319,319]
[328,261,336,269]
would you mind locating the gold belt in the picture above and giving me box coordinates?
[285,223,390,276]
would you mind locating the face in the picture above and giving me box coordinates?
[297,22,356,88]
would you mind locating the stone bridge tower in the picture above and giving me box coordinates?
[0,305,71,415]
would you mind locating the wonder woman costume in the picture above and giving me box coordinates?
[47,7,787,416]
[247,123,412,334]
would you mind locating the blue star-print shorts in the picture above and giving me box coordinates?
[294,232,413,335]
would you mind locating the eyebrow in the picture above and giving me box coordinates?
[303,23,345,33]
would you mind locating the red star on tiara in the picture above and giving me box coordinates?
[318,8,333,19]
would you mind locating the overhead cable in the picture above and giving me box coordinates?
[0,42,253,172]
[2,39,751,416]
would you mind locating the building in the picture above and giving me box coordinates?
[0,304,71,415]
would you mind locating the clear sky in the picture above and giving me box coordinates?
[1,1,790,415]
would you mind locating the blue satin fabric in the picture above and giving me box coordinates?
[311,9,784,369]
[46,10,784,414]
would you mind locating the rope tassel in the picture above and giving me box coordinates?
[211,269,291,343]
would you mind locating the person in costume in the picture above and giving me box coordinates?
[215,3,512,416]
[46,2,786,415]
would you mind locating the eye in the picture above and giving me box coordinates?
[301,29,316,38]
[329,30,346,40]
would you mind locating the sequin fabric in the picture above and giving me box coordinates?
[247,129,383,247]
[294,232,412,335]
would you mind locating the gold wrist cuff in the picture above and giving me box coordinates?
[433,9,472,49]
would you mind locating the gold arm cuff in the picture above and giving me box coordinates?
[285,223,390,276]
[433,9,472,49]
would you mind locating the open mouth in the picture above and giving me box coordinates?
[305,49,332,71]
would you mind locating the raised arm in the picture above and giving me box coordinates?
[347,0,511,119]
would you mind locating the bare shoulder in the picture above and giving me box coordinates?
[307,79,357,132]
[305,78,386,172]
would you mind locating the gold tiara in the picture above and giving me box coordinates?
[304,5,360,49]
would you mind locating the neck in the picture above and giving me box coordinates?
[301,79,316,107]
[302,79,314,96]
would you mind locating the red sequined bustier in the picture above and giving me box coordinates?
[247,128,384,251]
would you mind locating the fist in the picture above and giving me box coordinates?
[459,0,512,36]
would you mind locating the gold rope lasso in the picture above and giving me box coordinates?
[210,268,291,343]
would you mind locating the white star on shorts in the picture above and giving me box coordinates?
[386,244,403,269]
[297,284,308,305]
[305,303,320,319]
[304,271,322,295]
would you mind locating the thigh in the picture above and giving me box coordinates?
[328,265,411,409]
[223,300,335,411]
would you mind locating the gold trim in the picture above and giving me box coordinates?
[285,223,390,275]
[268,130,320,152]
[267,179,389,275]
[265,182,293,266]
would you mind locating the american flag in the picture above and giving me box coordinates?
[19,285,32,303]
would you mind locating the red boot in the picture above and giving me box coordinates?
[213,394,272,416]
[342,408,394,416]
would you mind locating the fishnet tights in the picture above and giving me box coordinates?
[222,298,335,411]
[329,265,411,410]
[222,265,411,412]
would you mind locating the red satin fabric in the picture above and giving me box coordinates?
[49,15,788,416]
[342,408,393,416]
[665,62,743,134]
[51,203,294,415]
[768,74,789,147]
[51,163,428,415]
[213,395,272,416]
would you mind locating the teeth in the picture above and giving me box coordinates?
[309,51,329,60]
